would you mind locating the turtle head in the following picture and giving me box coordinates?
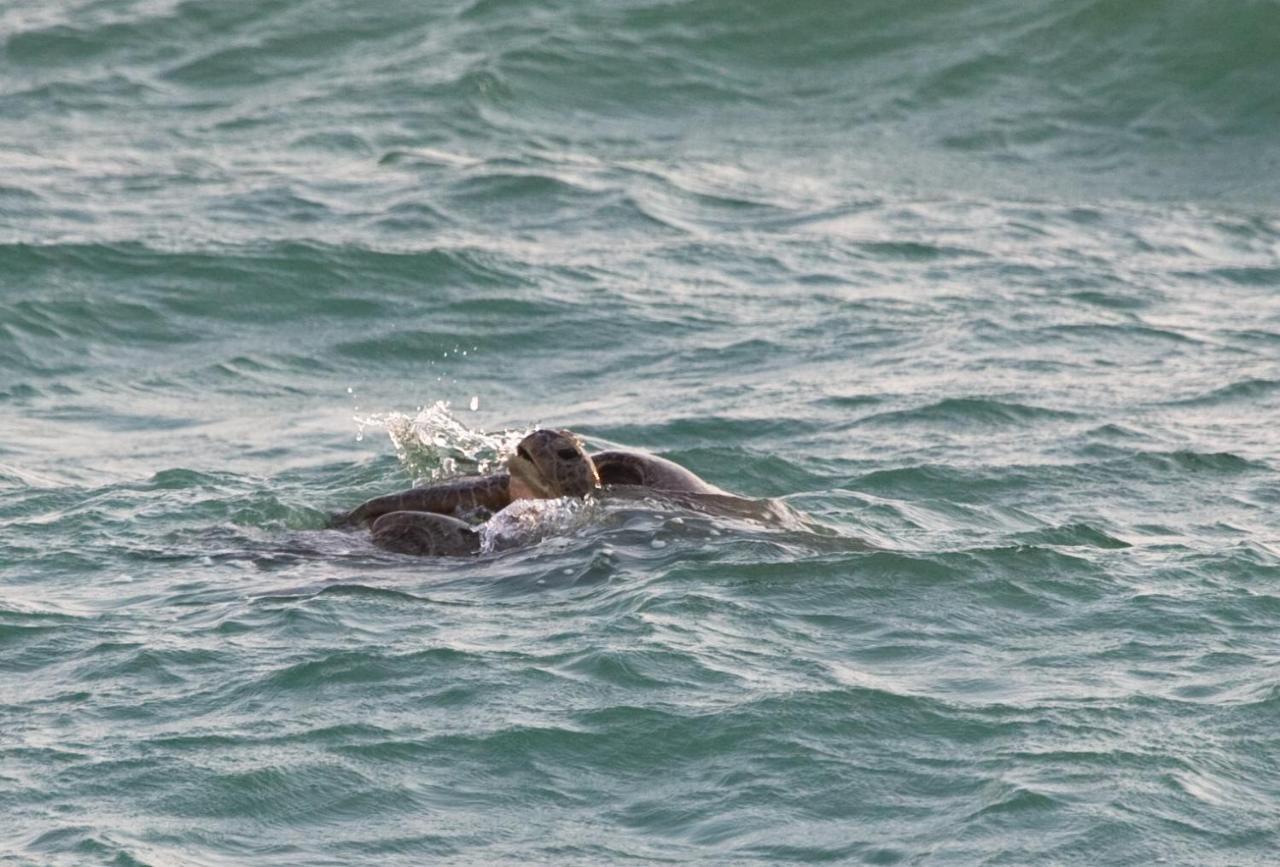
[507,429,600,500]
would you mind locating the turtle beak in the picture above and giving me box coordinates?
[507,447,553,497]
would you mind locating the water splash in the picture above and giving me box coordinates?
[355,400,529,483]
[478,496,597,554]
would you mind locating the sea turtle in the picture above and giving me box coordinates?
[330,428,730,556]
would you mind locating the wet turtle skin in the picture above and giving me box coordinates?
[333,428,733,556]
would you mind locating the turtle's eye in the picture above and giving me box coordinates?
[556,448,579,460]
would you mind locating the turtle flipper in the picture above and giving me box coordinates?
[370,511,481,557]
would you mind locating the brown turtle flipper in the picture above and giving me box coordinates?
[330,473,512,528]
[370,511,482,556]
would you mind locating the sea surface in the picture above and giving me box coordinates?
[3,1,1280,864]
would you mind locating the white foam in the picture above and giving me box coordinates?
[478,497,596,554]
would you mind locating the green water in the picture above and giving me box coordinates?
[3,1,1280,864]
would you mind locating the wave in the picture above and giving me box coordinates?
[856,398,1081,429]
[1009,522,1131,550]
[1167,378,1280,407]
[449,0,1280,197]
[0,240,535,375]
[7,0,1278,203]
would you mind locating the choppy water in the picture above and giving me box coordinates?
[4,1,1280,864]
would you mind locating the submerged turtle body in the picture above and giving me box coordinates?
[590,450,727,495]
[331,428,735,556]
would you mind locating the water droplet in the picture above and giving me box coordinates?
[651,539,667,549]
[563,567,574,575]
[469,396,479,411]
[346,386,353,394]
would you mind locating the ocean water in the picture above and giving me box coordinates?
[3,0,1280,863]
